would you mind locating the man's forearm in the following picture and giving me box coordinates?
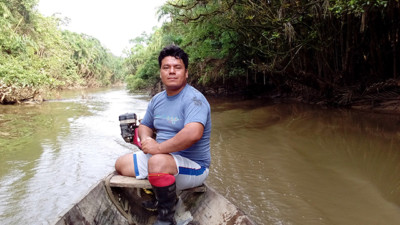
[139,122,204,155]
[138,124,154,141]
[158,122,204,154]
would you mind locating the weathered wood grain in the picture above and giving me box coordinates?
[54,172,256,225]
[109,175,152,189]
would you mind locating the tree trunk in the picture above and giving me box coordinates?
[246,69,249,86]
[263,71,266,85]
[343,14,352,83]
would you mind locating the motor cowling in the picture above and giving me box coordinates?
[119,113,141,148]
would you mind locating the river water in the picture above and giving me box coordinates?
[0,87,399,225]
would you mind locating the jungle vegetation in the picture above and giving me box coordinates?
[1,0,399,110]
[125,0,400,109]
[0,0,124,104]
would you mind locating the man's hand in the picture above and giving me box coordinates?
[141,137,161,155]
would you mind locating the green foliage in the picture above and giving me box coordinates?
[124,0,243,90]
[0,54,50,87]
[123,29,168,91]
[330,0,388,15]
[61,30,119,87]
[2,0,397,104]
[123,0,399,104]
[126,75,147,91]
[0,0,125,103]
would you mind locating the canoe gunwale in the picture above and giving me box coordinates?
[54,178,130,225]
[54,172,256,225]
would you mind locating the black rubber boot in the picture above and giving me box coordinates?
[142,195,158,212]
[152,182,178,225]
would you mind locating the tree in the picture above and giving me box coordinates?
[0,0,125,104]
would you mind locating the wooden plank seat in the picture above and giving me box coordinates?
[109,175,206,193]
[110,175,152,189]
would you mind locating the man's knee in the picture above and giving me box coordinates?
[114,155,125,174]
[148,154,177,174]
[115,154,135,176]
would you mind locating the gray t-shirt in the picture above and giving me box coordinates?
[141,84,211,168]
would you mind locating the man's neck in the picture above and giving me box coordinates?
[166,83,187,96]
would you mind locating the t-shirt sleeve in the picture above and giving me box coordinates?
[184,96,209,126]
[140,99,155,129]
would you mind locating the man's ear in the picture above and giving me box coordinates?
[185,70,188,79]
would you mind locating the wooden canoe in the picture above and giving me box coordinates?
[54,172,256,225]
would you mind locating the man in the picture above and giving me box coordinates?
[115,45,211,225]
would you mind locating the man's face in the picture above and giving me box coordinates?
[160,56,188,95]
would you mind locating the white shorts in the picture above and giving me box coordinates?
[133,151,209,190]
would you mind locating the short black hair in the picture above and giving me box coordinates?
[158,45,189,69]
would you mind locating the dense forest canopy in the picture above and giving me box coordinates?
[124,0,400,108]
[1,0,399,110]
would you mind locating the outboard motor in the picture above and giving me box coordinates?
[119,113,141,148]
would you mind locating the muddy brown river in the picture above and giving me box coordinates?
[0,87,399,224]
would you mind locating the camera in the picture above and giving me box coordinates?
[119,113,141,148]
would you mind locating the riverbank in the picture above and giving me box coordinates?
[0,82,127,105]
[2,80,399,115]
[196,79,400,115]
[276,95,400,115]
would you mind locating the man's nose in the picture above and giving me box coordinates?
[169,67,175,73]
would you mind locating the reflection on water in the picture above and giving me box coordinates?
[207,98,400,225]
[0,90,399,225]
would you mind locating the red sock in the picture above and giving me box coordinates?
[148,173,175,187]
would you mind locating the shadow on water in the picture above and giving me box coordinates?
[207,97,400,225]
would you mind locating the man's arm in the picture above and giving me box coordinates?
[141,122,204,155]
[138,124,154,141]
